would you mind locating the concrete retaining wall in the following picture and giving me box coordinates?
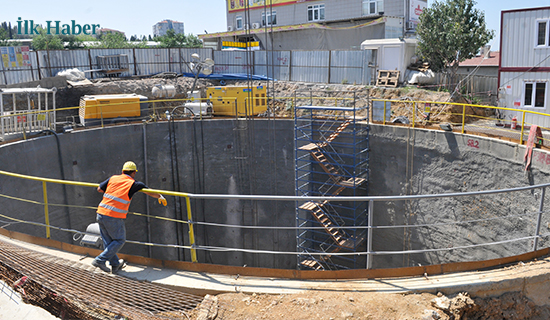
[1,120,550,269]
[369,124,550,268]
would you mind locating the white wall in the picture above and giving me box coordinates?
[500,8,550,126]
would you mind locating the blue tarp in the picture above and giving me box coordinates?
[182,73,273,81]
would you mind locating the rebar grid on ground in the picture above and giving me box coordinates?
[0,238,225,320]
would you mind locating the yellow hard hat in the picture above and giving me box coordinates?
[122,161,138,172]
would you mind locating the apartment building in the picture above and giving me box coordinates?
[153,19,185,37]
[199,0,427,50]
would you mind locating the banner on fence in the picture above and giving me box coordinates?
[0,46,31,69]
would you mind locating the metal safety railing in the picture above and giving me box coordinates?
[0,93,359,141]
[1,169,550,270]
[3,94,550,271]
[2,91,548,144]
[371,98,550,146]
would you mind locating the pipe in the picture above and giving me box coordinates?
[42,129,71,242]
[167,111,184,261]
[168,105,199,262]
[142,122,152,258]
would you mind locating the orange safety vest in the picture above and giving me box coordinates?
[97,174,135,219]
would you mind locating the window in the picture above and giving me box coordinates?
[307,4,325,22]
[535,19,550,47]
[537,21,547,46]
[262,10,277,26]
[362,0,384,16]
[236,16,243,30]
[524,81,547,108]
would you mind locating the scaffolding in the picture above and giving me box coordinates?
[0,87,57,141]
[295,98,369,270]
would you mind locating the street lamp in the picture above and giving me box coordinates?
[188,53,214,101]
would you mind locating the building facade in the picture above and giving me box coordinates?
[499,7,550,127]
[152,19,185,37]
[458,49,499,77]
[200,0,427,51]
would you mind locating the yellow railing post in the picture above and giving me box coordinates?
[520,111,527,145]
[383,100,387,125]
[412,101,416,128]
[100,105,104,128]
[42,181,51,239]
[184,195,198,263]
[461,105,466,134]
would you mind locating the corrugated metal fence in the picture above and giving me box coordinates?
[434,72,498,105]
[1,47,496,98]
[1,47,376,86]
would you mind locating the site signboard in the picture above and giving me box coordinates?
[0,46,31,69]
[227,0,316,12]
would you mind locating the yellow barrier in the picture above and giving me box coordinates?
[2,95,550,266]
[0,169,198,263]
[371,99,550,146]
[2,95,548,147]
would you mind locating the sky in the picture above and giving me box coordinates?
[2,0,550,49]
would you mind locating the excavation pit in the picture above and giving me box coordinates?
[0,118,550,272]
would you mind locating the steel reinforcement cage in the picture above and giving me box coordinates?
[294,103,370,270]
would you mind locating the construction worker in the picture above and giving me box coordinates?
[92,161,167,273]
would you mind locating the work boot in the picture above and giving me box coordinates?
[111,260,127,274]
[92,259,110,273]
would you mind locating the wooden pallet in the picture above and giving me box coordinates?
[376,70,400,87]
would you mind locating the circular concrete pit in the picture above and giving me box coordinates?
[0,119,549,270]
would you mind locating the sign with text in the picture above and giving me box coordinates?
[227,0,316,12]
[0,46,31,69]
[410,0,427,22]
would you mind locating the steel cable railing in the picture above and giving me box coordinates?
[0,169,549,268]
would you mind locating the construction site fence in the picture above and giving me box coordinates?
[1,95,546,146]
[432,72,498,106]
[1,168,550,270]
[0,47,377,86]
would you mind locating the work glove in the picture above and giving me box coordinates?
[158,195,167,206]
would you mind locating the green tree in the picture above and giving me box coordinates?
[91,32,131,48]
[31,28,64,50]
[133,38,149,48]
[416,0,494,93]
[157,29,187,48]
[186,34,203,48]
[157,29,203,48]
[58,35,84,49]
[0,28,9,46]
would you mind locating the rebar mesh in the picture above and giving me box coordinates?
[0,238,227,319]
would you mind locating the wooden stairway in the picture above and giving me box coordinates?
[299,120,352,151]
[300,259,324,271]
[297,118,366,271]
[299,201,354,248]
[310,150,342,183]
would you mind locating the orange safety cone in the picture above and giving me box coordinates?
[511,116,517,129]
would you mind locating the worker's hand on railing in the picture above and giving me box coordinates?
[158,195,167,206]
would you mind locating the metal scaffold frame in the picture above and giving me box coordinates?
[294,96,370,270]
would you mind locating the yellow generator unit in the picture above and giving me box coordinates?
[79,94,148,126]
[206,86,267,116]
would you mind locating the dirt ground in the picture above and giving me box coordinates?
[55,77,469,124]
[194,289,550,320]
